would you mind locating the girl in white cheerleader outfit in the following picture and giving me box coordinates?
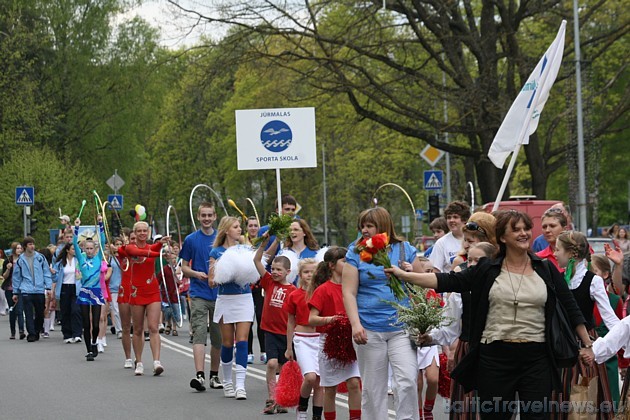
[208,216,254,400]
[284,258,324,420]
[308,247,362,420]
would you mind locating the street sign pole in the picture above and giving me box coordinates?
[23,206,27,237]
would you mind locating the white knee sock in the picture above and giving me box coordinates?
[43,318,51,333]
[221,361,233,385]
[234,365,247,391]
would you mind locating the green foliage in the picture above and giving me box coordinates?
[0,145,99,246]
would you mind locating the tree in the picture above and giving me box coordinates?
[166,0,628,202]
[0,145,99,246]
[0,0,57,159]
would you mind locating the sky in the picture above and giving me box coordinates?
[123,0,213,48]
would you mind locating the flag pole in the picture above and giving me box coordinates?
[492,145,522,212]
[489,21,566,212]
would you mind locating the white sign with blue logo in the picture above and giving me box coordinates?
[235,107,317,170]
[423,170,443,190]
[15,186,35,205]
[107,194,124,210]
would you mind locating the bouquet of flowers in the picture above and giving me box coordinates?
[250,213,294,247]
[354,232,407,300]
[389,287,452,344]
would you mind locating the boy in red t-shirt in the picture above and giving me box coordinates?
[254,236,297,414]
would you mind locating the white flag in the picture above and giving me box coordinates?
[488,21,567,168]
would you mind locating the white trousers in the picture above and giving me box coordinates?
[109,293,121,332]
[355,329,419,420]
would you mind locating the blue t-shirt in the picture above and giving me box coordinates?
[109,257,122,293]
[531,234,549,253]
[346,241,417,332]
[179,229,218,301]
[209,246,252,295]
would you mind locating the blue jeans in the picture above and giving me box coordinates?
[4,290,24,336]
[21,293,45,339]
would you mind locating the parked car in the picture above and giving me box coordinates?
[481,197,562,238]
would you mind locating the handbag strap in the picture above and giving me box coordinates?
[398,242,406,266]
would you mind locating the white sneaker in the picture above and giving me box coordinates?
[235,388,247,400]
[153,360,164,376]
[49,325,55,331]
[223,382,235,398]
[64,338,73,344]
[297,411,309,420]
[124,359,134,369]
[158,324,165,333]
[74,337,82,343]
[135,362,144,376]
[101,337,107,347]
[117,331,123,339]
[97,343,105,353]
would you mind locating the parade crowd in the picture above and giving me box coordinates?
[1,194,630,420]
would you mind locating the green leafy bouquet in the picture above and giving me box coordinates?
[388,286,452,344]
[250,213,294,247]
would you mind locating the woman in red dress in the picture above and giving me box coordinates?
[118,222,168,376]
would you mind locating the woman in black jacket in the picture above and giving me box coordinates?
[387,210,591,419]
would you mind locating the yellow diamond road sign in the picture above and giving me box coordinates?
[420,145,445,167]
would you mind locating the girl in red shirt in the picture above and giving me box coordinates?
[284,258,323,420]
[308,247,361,420]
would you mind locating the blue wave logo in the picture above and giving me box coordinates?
[260,120,292,152]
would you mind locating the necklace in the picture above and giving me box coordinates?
[505,259,529,324]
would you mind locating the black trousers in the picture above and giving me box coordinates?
[476,341,553,420]
[22,293,45,339]
[248,286,265,353]
[60,284,83,339]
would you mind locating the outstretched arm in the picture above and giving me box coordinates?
[254,235,271,276]
[385,266,438,288]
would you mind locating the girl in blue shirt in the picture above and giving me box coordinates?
[208,216,254,400]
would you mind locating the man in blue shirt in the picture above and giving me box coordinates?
[12,237,52,342]
[257,194,297,269]
[180,202,222,391]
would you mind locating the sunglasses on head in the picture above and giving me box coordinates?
[465,221,486,235]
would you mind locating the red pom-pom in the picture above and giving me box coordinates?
[323,314,357,368]
[438,353,451,398]
[275,360,303,407]
[336,379,362,394]
[337,381,348,394]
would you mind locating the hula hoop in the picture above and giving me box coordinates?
[92,191,111,262]
[245,198,260,227]
[372,183,418,235]
[189,184,228,231]
[166,204,184,327]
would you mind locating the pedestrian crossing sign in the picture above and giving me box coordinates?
[15,186,34,206]
[423,170,443,190]
[107,194,124,210]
